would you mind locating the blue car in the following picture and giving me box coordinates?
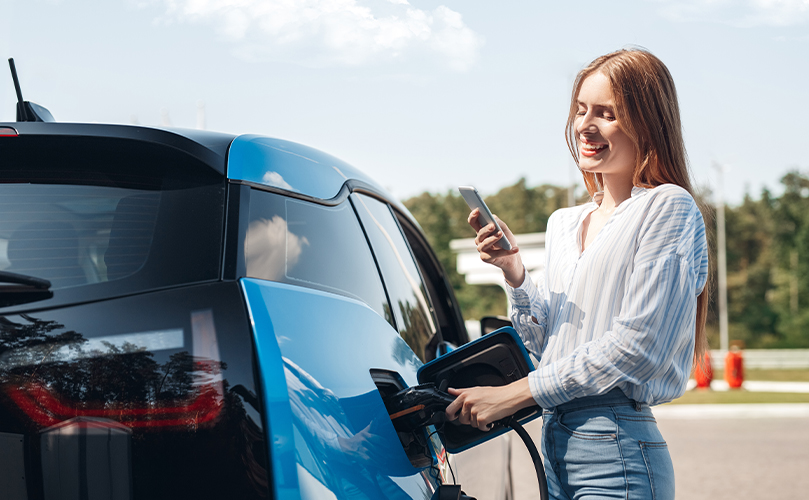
[0,115,542,500]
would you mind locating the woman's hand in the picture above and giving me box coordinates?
[444,378,535,432]
[468,209,524,286]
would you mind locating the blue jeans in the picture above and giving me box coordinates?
[541,389,674,500]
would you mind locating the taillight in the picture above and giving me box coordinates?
[1,310,224,430]
[0,126,18,136]
[7,374,222,428]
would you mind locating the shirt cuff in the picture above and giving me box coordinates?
[504,265,530,292]
[505,266,534,305]
[528,364,572,409]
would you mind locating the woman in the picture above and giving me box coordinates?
[445,48,709,500]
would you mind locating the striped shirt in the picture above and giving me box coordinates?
[506,184,709,408]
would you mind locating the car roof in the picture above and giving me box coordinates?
[0,121,414,218]
[0,122,235,175]
[226,134,390,201]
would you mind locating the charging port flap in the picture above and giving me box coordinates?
[417,327,541,453]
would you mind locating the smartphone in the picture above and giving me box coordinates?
[458,186,512,251]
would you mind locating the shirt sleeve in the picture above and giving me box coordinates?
[506,267,550,358]
[527,189,709,408]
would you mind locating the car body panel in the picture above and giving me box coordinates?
[227,135,387,201]
[1,122,234,174]
[241,278,437,500]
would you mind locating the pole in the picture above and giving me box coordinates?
[713,162,729,353]
[791,250,799,314]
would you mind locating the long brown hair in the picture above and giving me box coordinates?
[565,48,710,366]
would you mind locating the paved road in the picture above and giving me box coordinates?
[456,412,809,499]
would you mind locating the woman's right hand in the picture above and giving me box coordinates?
[468,209,524,287]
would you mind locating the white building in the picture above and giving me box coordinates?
[450,232,546,339]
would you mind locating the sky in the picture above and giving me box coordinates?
[1,0,807,205]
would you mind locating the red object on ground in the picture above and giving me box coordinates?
[725,350,744,389]
[694,352,713,388]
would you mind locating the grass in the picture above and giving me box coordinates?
[669,390,809,405]
[693,368,809,382]
[674,368,809,404]
[732,368,809,382]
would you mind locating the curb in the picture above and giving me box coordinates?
[653,403,809,419]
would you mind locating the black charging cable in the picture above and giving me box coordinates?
[501,415,549,500]
[384,383,549,500]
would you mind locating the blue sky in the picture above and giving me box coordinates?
[1,0,807,204]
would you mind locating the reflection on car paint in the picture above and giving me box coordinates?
[227,135,386,200]
[241,278,439,499]
[285,356,419,499]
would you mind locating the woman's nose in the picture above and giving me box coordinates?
[576,111,597,134]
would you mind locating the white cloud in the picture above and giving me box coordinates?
[244,215,309,281]
[747,0,809,25]
[651,0,809,26]
[262,171,294,190]
[152,0,484,71]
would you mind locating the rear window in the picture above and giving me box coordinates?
[0,135,225,310]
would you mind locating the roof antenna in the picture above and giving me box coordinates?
[7,58,55,122]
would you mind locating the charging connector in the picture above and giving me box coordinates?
[384,382,548,500]
[384,383,455,433]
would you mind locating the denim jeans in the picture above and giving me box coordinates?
[541,389,674,500]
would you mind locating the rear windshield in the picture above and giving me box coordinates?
[0,135,225,310]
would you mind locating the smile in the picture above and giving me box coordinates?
[580,142,607,157]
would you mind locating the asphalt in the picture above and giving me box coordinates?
[459,405,809,500]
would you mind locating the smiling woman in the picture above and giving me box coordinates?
[451,48,710,500]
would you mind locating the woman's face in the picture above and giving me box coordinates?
[574,72,636,180]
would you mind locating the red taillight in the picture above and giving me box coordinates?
[0,126,18,136]
[6,373,223,429]
[3,310,225,430]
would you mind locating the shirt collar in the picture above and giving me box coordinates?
[591,186,648,205]
[630,186,648,198]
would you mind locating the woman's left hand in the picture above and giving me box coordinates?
[444,378,535,431]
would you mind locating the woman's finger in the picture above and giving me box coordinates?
[467,209,485,232]
[478,230,505,250]
[474,222,498,245]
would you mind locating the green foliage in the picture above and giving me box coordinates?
[403,178,571,320]
[404,172,809,348]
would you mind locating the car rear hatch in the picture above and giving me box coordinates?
[0,125,270,499]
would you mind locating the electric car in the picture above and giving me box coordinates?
[0,114,537,499]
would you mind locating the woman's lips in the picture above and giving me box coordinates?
[580,142,607,157]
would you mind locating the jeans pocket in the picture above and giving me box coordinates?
[552,409,626,497]
[639,441,674,500]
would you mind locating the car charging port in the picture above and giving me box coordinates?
[370,370,436,469]
[383,383,455,434]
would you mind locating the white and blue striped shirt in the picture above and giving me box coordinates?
[506,184,709,408]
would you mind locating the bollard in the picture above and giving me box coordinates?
[724,343,744,389]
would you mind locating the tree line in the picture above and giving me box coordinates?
[404,172,809,349]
